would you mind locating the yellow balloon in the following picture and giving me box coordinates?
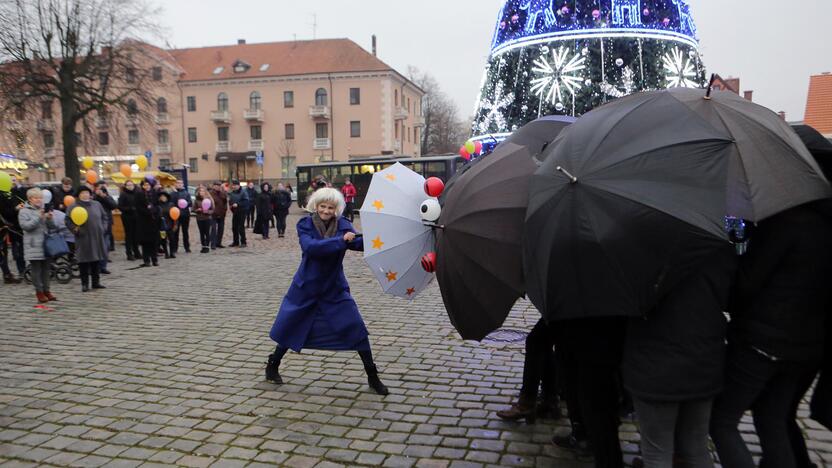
[0,172,11,192]
[464,140,476,154]
[82,156,94,169]
[70,206,89,226]
[136,155,148,170]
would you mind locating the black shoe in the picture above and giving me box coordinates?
[241,243,247,248]
[169,254,176,259]
[536,396,562,420]
[164,254,170,259]
[216,245,225,249]
[552,433,591,457]
[365,365,389,395]
[265,355,283,384]
[100,269,111,275]
[230,243,239,247]
[81,284,90,292]
[152,261,159,267]
[185,249,191,253]
[141,262,150,267]
[92,284,106,289]
[126,255,135,261]
[201,247,209,253]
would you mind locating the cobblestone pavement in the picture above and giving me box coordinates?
[1,210,830,467]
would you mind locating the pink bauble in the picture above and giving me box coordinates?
[592,9,601,19]
[474,140,483,155]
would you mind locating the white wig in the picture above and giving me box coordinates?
[305,187,346,216]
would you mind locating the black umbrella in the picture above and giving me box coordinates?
[436,118,574,340]
[792,124,832,178]
[502,115,578,162]
[525,88,831,321]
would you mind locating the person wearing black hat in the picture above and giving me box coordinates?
[228,180,250,247]
[135,179,161,266]
[65,186,108,292]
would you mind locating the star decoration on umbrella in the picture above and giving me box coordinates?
[385,174,397,181]
[371,236,384,250]
[406,288,416,296]
[385,271,398,282]
[372,200,384,212]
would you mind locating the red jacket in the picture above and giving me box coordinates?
[341,183,357,203]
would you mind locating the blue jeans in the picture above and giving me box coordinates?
[634,397,714,467]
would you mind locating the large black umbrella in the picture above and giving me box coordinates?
[502,115,578,162]
[436,118,573,340]
[792,124,832,177]
[525,88,832,321]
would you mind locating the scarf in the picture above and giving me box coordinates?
[312,213,338,239]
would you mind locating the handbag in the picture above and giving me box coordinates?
[43,230,70,258]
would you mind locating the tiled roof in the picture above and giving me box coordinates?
[170,39,394,82]
[805,73,832,136]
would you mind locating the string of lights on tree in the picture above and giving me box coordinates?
[471,0,706,146]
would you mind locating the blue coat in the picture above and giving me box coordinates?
[270,216,367,352]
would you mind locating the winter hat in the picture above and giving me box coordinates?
[76,186,93,197]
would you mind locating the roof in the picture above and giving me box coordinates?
[171,39,394,82]
[712,74,740,94]
[805,72,832,136]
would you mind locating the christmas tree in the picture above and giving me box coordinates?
[472,0,706,141]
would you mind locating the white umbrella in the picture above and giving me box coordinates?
[360,163,435,300]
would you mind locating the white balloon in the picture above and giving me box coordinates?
[41,188,52,204]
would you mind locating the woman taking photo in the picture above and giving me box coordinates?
[193,185,214,254]
[266,188,389,395]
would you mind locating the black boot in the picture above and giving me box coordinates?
[365,365,389,395]
[265,354,283,384]
[81,277,90,292]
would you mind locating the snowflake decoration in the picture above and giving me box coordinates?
[601,67,637,98]
[530,47,586,106]
[662,47,698,88]
[476,80,514,134]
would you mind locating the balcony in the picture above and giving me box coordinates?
[413,115,425,128]
[309,105,331,119]
[95,117,109,128]
[394,106,409,120]
[155,144,171,154]
[44,147,59,159]
[7,120,24,131]
[155,113,170,125]
[244,109,264,121]
[216,141,231,152]
[126,115,139,127]
[313,138,331,150]
[210,110,231,123]
[36,119,55,131]
[127,144,142,154]
[248,139,264,151]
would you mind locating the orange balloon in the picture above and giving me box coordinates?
[170,207,180,221]
[120,163,132,178]
[63,195,75,207]
[86,170,98,184]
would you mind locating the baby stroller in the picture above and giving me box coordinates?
[24,257,73,284]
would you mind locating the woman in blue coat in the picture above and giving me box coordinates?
[266,188,389,395]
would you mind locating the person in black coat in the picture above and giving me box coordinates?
[255,183,274,240]
[623,245,737,467]
[244,181,257,228]
[135,179,162,267]
[711,202,832,468]
[273,183,292,238]
[51,177,75,213]
[0,190,24,283]
[118,180,141,261]
[169,180,192,254]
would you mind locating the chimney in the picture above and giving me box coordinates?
[778,111,786,121]
[372,35,377,57]
[743,90,753,101]
[237,39,246,45]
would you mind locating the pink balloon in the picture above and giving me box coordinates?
[459,146,471,160]
[474,140,483,154]
[177,199,188,209]
[201,199,212,211]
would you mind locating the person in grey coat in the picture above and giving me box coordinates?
[18,187,57,303]
[65,186,108,292]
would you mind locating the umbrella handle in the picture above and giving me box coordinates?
[556,167,578,183]
[705,73,716,100]
[422,221,445,230]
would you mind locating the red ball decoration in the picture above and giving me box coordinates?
[459,146,471,160]
[424,177,445,198]
[421,252,437,273]
[474,140,483,155]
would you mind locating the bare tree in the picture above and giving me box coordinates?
[408,66,469,155]
[0,0,164,186]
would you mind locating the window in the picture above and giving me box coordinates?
[217,92,228,111]
[212,66,224,75]
[406,126,410,142]
[350,88,361,105]
[285,123,295,140]
[250,125,262,140]
[249,91,261,111]
[350,121,361,138]
[98,132,109,146]
[281,156,296,179]
[156,97,167,114]
[188,127,197,143]
[128,129,140,145]
[283,91,294,108]
[74,132,82,147]
[218,127,229,142]
[187,96,196,112]
[395,89,399,106]
[127,99,138,116]
[189,158,198,173]
[315,88,328,106]
[159,158,171,168]
[395,122,399,139]
[157,129,169,144]
[14,106,25,121]
[125,67,135,83]
[259,64,270,72]
[152,66,162,81]
[43,132,55,148]
[407,97,411,111]
[316,123,328,139]
[41,101,52,119]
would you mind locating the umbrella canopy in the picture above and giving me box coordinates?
[502,115,577,163]
[525,88,831,321]
[436,118,574,341]
[359,163,435,300]
[792,124,832,178]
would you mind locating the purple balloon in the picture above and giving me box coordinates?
[201,199,212,211]
[177,199,188,209]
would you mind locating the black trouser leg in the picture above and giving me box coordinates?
[90,262,101,286]
[141,242,153,263]
[197,220,210,248]
[521,318,556,400]
[276,212,287,235]
[181,216,190,251]
[79,262,90,287]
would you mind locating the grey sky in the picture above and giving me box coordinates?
[155,0,832,121]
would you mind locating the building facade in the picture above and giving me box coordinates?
[0,38,425,185]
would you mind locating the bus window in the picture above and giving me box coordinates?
[424,162,447,180]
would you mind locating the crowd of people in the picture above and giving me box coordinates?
[0,175,295,301]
